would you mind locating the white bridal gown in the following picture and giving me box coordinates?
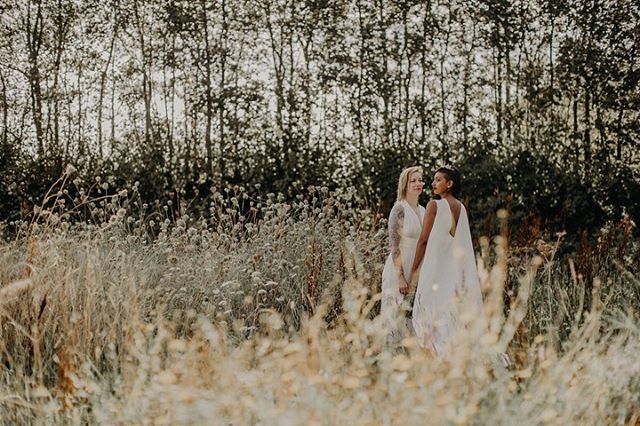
[412,199,485,355]
[381,200,425,348]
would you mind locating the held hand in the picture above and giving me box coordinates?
[398,276,410,295]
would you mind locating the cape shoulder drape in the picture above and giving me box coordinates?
[411,199,484,355]
[381,200,425,348]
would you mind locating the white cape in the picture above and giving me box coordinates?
[412,199,485,355]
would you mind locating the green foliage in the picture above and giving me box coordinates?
[0,0,639,244]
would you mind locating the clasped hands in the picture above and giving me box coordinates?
[398,271,418,296]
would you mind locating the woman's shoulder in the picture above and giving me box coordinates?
[425,199,438,215]
[390,201,405,216]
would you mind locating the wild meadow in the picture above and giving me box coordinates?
[0,174,639,425]
[2,0,639,423]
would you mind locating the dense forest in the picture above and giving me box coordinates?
[1,0,639,240]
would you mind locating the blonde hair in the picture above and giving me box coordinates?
[396,166,423,201]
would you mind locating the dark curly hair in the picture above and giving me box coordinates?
[434,165,461,198]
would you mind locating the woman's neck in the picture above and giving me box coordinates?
[405,195,419,207]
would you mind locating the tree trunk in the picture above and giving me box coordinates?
[572,96,579,168]
[419,2,432,153]
[0,69,7,146]
[616,102,624,161]
[110,50,116,143]
[401,7,412,151]
[355,0,366,151]
[265,2,285,136]
[199,0,214,176]
[98,6,118,159]
[218,0,228,178]
[439,4,452,160]
[583,87,591,167]
[461,20,475,150]
[548,14,555,140]
[504,22,511,142]
[49,0,69,161]
[26,0,45,158]
[377,0,391,147]
[134,0,152,147]
[495,41,503,147]
[77,60,84,158]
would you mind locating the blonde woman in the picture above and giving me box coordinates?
[381,166,425,350]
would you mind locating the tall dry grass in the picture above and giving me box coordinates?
[0,177,639,424]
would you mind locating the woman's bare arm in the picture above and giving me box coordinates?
[409,200,437,286]
[388,204,405,276]
[389,203,411,294]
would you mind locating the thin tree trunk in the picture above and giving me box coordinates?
[218,0,228,178]
[504,23,511,142]
[77,61,84,158]
[0,69,7,146]
[265,2,285,136]
[26,0,45,158]
[98,5,118,159]
[439,5,452,160]
[549,15,554,99]
[495,41,503,147]
[300,12,314,153]
[231,29,246,180]
[583,87,591,167]
[49,0,69,160]
[572,96,579,168]
[201,0,213,176]
[110,50,116,143]
[401,7,412,151]
[419,2,432,153]
[133,0,152,146]
[377,0,391,146]
[355,0,366,151]
[616,101,624,161]
[461,20,475,150]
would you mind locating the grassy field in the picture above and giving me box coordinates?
[1,181,639,425]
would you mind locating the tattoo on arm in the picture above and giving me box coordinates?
[389,204,404,268]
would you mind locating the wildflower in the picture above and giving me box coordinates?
[64,164,77,175]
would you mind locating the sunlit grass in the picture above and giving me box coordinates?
[0,177,638,424]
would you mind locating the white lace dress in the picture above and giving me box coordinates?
[412,199,485,355]
[381,200,425,349]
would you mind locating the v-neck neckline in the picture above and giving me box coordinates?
[403,200,422,225]
[441,199,462,239]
